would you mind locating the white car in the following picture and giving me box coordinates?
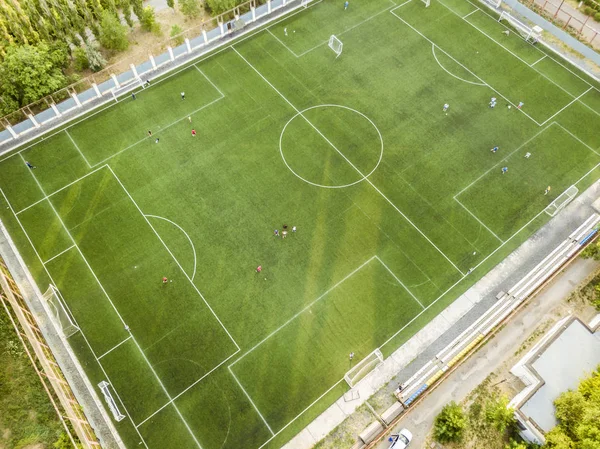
[388,428,413,449]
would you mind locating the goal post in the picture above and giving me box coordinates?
[545,185,578,217]
[43,285,80,338]
[344,349,384,388]
[421,0,431,7]
[328,35,343,58]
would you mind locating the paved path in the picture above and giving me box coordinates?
[375,256,600,449]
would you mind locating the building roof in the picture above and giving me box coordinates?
[519,319,600,432]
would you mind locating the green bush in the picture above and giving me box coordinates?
[485,395,516,433]
[170,25,185,46]
[84,43,106,72]
[583,6,595,16]
[140,6,161,35]
[179,0,202,19]
[99,11,129,51]
[595,12,600,21]
[73,47,89,71]
[434,401,467,443]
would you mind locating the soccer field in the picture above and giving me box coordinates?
[1,0,600,447]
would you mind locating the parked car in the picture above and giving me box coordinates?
[388,428,413,449]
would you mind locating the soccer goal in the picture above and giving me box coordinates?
[498,11,542,42]
[344,349,384,388]
[328,35,343,58]
[301,0,310,8]
[43,285,80,338]
[545,185,578,217]
[421,0,431,7]
[98,381,126,422]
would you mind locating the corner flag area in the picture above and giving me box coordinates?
[0,0,599,447]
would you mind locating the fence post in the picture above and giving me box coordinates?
[553,0,564,18]
[110,74,120,89]
[50,103,61,117]
[71,92,82,107]
[5,124,17,139]
[219,21,225,36]
[27,114,40,128]
[268,0,272,13]
[167,46,175,61]
[130,64,139,79]
[202,29,208,44]
[92,83,101,98]
[185,38,192,53]
[251,6,256,21]
[149,54,157,70]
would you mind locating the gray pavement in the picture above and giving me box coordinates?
[374,256,600,449]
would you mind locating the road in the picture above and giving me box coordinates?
[375,256,599,449]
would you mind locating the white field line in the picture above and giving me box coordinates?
[107,165,240,351]
[229,367,275,435]
[232,46,465,275]
[454,197,504,242]
[462,0,599,92]
[128,334,204,449]
[267,0,398,58]
[192,65,225,97]
[0,187,151,449]
[145,214,198,281]
[65,130,92,168]
[91,95,225,167]
[540,87,593,126]
[136,349,240,428]
[389,6,542,126]
[394,0,414,8]
[256,379,346,449]
[267,28,300,57]
[19,162,206,448]
[431,44,487,86]
[575,160,600,186]
[227,255,422,438]
[530,55,546,67]
[15,163,109,215]
[43,244,76,264]
[230,256,377,367]
[451,4,600,118]
[454,123,555,198]
[553,119,600,156]
[97,335,132,360]
[375,256,425,308]
[462,8,479,18]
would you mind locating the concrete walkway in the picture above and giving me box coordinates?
[374,256,600,449]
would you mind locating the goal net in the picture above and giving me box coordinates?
[498,11,541,42]
[344,349,384,388]
[545,185,578,217]
[43,285,80,338]
[98,381,126,422]
[328,35,343,58]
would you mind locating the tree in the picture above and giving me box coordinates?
[179,0,202,19]
[580,239,600,260]
[434,401,467,444]
[204,0,242,15]
[545,427,575,449]
[554,391,586,440]
[167,0,175,10]
[0,43,68,113]
[84,43,106,72]
[140,6,161,34]
[486,395,516,433]
[98,10,129,51]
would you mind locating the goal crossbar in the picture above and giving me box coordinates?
[344,349,384,388]
[43,285,80,338]
[328,35,343,58]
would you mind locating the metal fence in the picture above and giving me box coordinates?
[0,0,308,149]
[0,258,101,449]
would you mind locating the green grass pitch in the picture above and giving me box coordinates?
[1,0,600,447]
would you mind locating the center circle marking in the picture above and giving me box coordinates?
[279,104,384,188]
